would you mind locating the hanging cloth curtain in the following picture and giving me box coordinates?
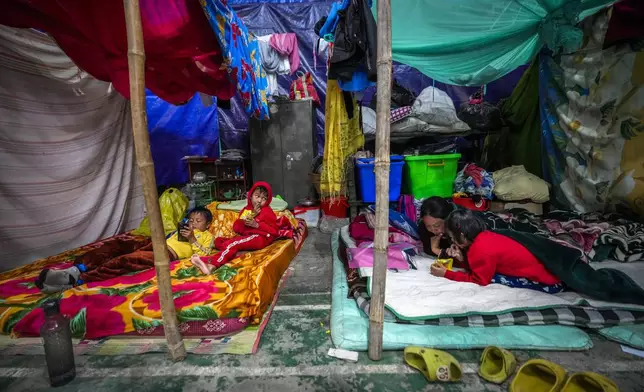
[199,0,270,119]
[384,0,617,86]
[320,80,363,198]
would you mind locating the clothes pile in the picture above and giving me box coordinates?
[256,34,301,96]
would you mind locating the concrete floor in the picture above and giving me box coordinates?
[2,229,644,391]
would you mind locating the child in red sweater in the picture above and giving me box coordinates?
[430,209,561,288]
[190,182,287,275]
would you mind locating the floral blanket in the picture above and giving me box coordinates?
[479,209,644,263]
[0,206,306,339]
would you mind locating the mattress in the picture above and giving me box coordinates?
[330,230,593,351]
[0,208,307,339]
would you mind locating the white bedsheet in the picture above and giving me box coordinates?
[368,256,644,320]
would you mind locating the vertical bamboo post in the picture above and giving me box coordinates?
[368,0,392,361]
[123,0,186,361]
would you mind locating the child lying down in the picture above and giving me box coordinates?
[429,209,565,293]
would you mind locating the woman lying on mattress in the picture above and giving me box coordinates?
[429,209,565,293]
[35,207,216,293]
[418,197,453,257]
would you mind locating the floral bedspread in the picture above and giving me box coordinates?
[0,207,306,339]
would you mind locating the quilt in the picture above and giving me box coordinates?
[0,206,306,339]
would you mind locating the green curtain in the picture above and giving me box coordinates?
[501,59,542,177]
[382,0,616,86]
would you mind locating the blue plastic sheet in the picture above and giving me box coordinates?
[221,0,527,157]
[146,90,219,185]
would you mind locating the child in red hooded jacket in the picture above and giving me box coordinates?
[190,182,288,274]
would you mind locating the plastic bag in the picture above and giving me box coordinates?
[411,87,470,131]
[457,90,503,131]
[133,188,189,237]
[318,215,350,234]
[391,81,415,108]
[493,165,550,203]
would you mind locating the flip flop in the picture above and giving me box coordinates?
[561,372,618,392]
[478,346,517,384]
[403,346,462,382]
[510,359,567,392]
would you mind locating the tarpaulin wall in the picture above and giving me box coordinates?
[146,91,220,185]
[222,0,526,156]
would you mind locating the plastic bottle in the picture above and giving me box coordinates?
[40,299,76,387]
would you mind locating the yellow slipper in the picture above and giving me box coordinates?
[561,372,619,392]
[403,346,462,382]
[478,346,517,384]
[510,359,567,392]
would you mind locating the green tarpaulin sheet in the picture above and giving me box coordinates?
[383,0,615,85]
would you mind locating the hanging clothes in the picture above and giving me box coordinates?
[200,0,270,119]
[269,33,301,75]
[320,80,363,198]
[328,0,377,86]
[0,0,235,105]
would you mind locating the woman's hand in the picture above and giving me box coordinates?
[446,244,463,261]
[430,262,447,278]
[180,227,196,243]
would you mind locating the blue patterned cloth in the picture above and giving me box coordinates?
[368,206,420,239]
[491,274,566,294]
[200,0,270,119]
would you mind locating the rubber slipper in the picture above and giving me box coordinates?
[561,372,618,392]
[403,346,462,382]
[510,359,567,392]
[478,346,517,384]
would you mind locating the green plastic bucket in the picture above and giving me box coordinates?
[404,153,461,198]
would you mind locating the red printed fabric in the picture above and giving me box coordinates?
[0,0,235,104]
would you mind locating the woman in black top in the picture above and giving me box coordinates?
[418,197,453,257]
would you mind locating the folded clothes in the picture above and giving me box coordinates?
[347,242,418,270]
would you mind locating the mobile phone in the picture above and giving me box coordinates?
[177,218,189,242]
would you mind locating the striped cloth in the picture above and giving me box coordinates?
[0,27,144,271]
[353,291,644,328]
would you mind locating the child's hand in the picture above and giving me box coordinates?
[446,244,463,261]
[180,227,195,243]
[244,217,259,228]
[430,262,447,278]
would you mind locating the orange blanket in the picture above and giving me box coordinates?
[0,205,306,338]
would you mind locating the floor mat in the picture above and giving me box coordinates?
[0,269,291,356]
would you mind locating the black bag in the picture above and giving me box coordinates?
[457,90,503,131]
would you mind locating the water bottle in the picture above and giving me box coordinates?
[40,299,76,387]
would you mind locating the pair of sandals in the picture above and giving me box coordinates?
[404,346,619,391]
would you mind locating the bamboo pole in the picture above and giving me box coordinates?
[123,0,186,361]
[368,0,392,361]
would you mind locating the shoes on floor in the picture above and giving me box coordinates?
[478,345,517,384]
[561,371,619,392]
[403,346,462,383]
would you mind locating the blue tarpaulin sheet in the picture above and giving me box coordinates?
[146,90,219,185]
[220,0,526,156]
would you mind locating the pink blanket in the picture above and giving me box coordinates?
[346,243,418,270]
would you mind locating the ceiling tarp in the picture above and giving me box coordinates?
[0,0,235,105]
[384,0,616,86]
